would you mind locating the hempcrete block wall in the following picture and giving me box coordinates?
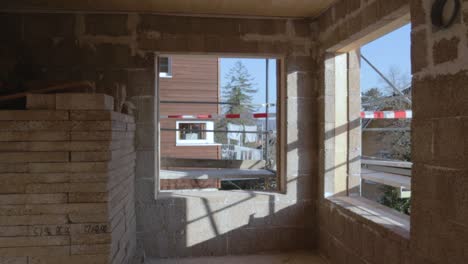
[315,0,412,263]
[410,0,468,263]
[0,94,136,264]
[0,12,319,258]
[316,0,468,263]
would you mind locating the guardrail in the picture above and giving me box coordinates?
[160,157,275,180]
[361,159,412,190]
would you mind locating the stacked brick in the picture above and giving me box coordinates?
[0,93,136,264]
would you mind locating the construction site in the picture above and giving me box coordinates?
[0,0,467,263]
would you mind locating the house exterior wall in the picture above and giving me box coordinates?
[0,12,317,259]
[159,55,220,160]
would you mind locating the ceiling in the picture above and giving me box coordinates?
[3,0,336,18]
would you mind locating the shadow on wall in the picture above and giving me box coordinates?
[136,190,314,258]
[134,67,319,258]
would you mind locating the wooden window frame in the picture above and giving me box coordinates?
[154,53,286,197]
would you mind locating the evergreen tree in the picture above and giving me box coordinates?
[222,61,258,118]
[216,61,258,147]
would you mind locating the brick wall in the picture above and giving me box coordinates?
[0,93,136,264]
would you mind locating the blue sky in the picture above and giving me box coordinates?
[219,58,277,113]
[360,23,411,92]
[218,23,411,107]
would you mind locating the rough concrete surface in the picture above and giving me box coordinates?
[148,251,327,264]
[1,0,468,263]
[0,10,319,259]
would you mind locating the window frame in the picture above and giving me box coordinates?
[154,53,287,197]
[175,120,216,146]
[159,56,173,78]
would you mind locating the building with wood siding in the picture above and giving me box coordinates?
[159,55,221,189]
[159,55,220,160]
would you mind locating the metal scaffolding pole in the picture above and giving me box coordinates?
[361,54,412,105]
[160,100,275,107]
[264,59,269,166]
[161,128,269,134]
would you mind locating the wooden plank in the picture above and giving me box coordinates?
[361,159,412,169]
[159,55,219,161]
[160,169,275,180]
[361,168,411,189]
[161,158,266,169]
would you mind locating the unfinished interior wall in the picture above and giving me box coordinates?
[410,0,468,262]
[0,12,319,258]
[0,93,136,263]
[316,0,412,263]
[317,0,468,263]
[135,15,318,258]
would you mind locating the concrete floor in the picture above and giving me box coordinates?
[148,251,328,264]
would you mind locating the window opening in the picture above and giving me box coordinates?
[359,24,412,215]
[159,57,172,78]
[158,55,280,191]
[176,121,215,145]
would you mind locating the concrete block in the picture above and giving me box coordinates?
[0,236,69,248]
[0,257,28,264]
[411,29,428,73]
[433,37,460,65]
[412,120,433,163]
[0,203,107,216]
[70,140,113,151]
[0,14,22,44]
[56,94,114,110]
[127,123,136,131]
[85,14,129,36]
[410,0,426,27]
[0,131,69,142]
[71,243,110,255]
[287,72,317,98]
[71,233,111,245]
[26,94,56,110]
[71,147,134,162]
[71,121,127,131]
[0,215,68,226]
[23,13,75,42]
[68,213,109,224]
[0,226,30,237]
[135,123,154,150]
[0,152,69,163]
[131,96,154,123]
[135,150,154,180]
[71,131,134,141]
[127,70,155,97]
[69,193,108,203]
[432,118,465,168]
[0,194,68,205]
[0,141,123,152]
[25,183,108,194]
[28,163,70,173]
[413,72,468,119]
[28,255,109,264]
[0,184,26,194]
[70,110,134,123]
[0,121,72,131]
